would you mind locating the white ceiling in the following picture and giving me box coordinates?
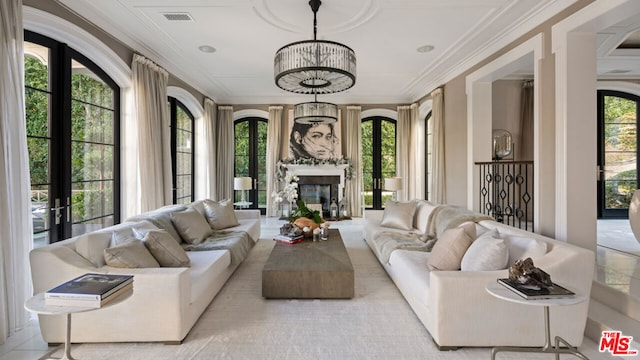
[53,0,640,105]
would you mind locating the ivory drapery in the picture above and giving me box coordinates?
[343,106,362,216]
[203,98,216,199]
[266,106,283,216]
[214,106,234,200]
[132,54,171,212]
[0,0,32,343]
[519,80,534,161]
[396,104,422,200]
[430,87,446,203]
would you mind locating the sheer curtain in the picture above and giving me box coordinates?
[203,98,216,199]
[0,0,32,343]
[519,80,534,161]
[266,106,283,216]
[396,104,421,200]
[132,54,171,212]
[430,88,446,203]
[214,106,234,201]
[343,106,362,216]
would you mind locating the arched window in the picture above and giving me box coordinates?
[234,117,268,213]
[25,31,120,245]
[362,116,397,209]
[597,90,640,218]
[169,97,195,204]
[425,110,432,200]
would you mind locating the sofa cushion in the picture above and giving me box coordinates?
[381,201,418,231]
[126,204,187,243]
[427,225,474,270]
[171,207,213,245]
[412,200,436,234]
[111,228,136,246]
[142,229,190,267]
[104,239,160,268]
[203,199,239,230]
[75,232,112,268]
[460,229,508,271]
[503,233,548,266]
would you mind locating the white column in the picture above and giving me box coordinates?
[554,31,597,252]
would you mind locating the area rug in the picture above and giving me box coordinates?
[59,220,608,360]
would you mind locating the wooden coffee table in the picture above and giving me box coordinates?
[262,228,354,299]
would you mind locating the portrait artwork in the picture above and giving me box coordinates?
[288,109,342,160]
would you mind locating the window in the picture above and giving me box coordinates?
[169,97,195,204]
[234,117,268,213]
[597,90,639,218]
[362,117,397,209]
[25,31,120,246]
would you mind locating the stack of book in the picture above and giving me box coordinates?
[273,234,304,244]
[497,278,575,300]
[45,273,133,308]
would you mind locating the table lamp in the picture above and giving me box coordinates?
[384,177,402,201]
[234,177,252,203]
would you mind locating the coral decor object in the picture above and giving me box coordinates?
[292,217,322,237]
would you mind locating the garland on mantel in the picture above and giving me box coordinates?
[276,157,354,182]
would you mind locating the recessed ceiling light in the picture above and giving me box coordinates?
[417,45,434,53]
[198,45,216,53]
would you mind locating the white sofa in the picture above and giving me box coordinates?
[29,200,260,344]
[363,200,595,349]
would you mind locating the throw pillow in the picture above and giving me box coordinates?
[143,229,190,267]
[502,234,548,266]
[170,207,214,244]
[104,239,160,268]
[460,229,508,271]
[203,199,240,230]
[111,228,136,247]
[380,200,418,231]
[427,227,473,270]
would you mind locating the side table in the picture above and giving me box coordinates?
[485,281,589,360]
[25,291,132,360]
[233,201,252,209]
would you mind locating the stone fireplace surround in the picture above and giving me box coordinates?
[285,164,348,215]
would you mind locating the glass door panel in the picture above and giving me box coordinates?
[70,58,117,236]
[25,42,52,247]
[598,91,639,218]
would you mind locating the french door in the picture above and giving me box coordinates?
[169,97,195,204]
[234,118,268,214]
[362,117,397,209]
[597,90,639,219]
[25,31,120,245]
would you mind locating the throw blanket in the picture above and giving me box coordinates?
[372,205,493,263]
[423,205,493,242]
[373,231,435,264]
[182,230,254,264]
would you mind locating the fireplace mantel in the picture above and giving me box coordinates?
[285,164,348,202]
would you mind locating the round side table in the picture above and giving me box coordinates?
[25,291,132,360]
[485,281,589,360]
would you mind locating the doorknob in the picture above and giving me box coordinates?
[51,198,64,225]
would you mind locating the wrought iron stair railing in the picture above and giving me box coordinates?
[475,161,534,232]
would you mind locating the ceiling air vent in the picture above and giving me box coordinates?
[162,12,194,22]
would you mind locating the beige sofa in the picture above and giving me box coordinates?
[29,199,260,344]
[364,200,594,349]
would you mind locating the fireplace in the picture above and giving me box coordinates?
[285,164,348,218]
[297,176,340,216]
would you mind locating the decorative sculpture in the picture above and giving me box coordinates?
[508,257,552,289]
